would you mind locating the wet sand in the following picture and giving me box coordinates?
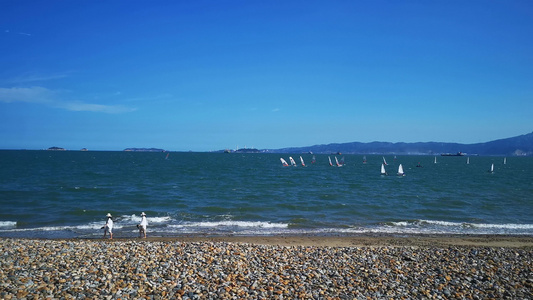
[115,234,533,248]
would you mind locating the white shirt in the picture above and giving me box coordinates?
[106,218,114,230]
[140,216,147,227]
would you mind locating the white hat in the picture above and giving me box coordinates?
[106,213,112,218]
[141,212,146,216]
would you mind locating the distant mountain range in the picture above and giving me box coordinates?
[266,131,533,156]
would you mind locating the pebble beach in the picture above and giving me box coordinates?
[1,237,532,299]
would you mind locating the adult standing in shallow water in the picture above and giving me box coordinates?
[138,212,148,238]
[103,213,113,239]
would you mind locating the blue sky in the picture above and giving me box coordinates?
[1,0,532,151]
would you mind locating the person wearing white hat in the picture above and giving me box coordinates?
[138,212,148,238]
[103,213,113,239]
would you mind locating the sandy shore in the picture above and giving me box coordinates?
[1,236,532,299]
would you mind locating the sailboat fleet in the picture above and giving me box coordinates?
[278,155,506,176]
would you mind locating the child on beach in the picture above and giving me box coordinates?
[103,213,113,239]
[137,212,147,238]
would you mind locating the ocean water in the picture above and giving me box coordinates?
[0,150,532,239]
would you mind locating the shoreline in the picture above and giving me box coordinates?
[141,234,533,248]
[9,233,533,248]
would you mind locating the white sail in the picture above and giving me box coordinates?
[503,157,506,165]
[381,163,386,175]
[397,164,405,176]
[434,156,437,164]
[328,156,333,166]
[300,156,305,167]
[289,157,297,166]
[280,158,289,167]
[490,163,494,173]
[383,157,387,165]
[467,157,470,164]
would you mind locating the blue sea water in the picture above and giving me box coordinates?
[0,150,532,238]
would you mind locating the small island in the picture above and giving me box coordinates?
[47,147,66,151]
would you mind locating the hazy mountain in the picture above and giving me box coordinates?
[267,132,533,156]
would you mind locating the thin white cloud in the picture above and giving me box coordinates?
[4,30,32,36]
[6,72,71,84]
[0,86,136,114]
[272,108,280,112]
[0,86,55,104]
[58,101,135,114]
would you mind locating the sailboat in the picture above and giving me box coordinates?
[397,164,405,176]
[335,156,343,167]
[328,156,333,166]
[434,156,437,164]
[467,157,470,164]
[280,158,289,167]
[165,153,170,160]
[503,157,507,165]
[339,156,345,166]
[289,157,297,167]
[311,155,316,164]
[363,156,367,164]
[488,163,494,173]
[381,163,387,175]
[300,156,306,167]
[383,157,388,165]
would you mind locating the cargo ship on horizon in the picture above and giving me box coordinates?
[441,152,466,156]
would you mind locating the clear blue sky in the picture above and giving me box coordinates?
[1,0,532,151]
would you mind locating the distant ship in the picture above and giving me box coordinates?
[441,152,466,156]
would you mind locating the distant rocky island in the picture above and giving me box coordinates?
[47,147,66,151]
[124,148,166,152]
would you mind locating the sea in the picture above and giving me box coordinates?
[1,150,532,239]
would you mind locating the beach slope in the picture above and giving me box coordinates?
[1,237,532,299]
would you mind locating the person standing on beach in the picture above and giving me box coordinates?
[103,213,113,239]
[138,212,148,238]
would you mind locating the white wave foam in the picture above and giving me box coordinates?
[0,221,130,233]
[390,220,463,227]
[378,219,533,235]
[391,219,533,230]
[170,220,288,229]
[1,218,531,237]
[0,221,17,228]
[471,223,533,229]
[119,214,172,224]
